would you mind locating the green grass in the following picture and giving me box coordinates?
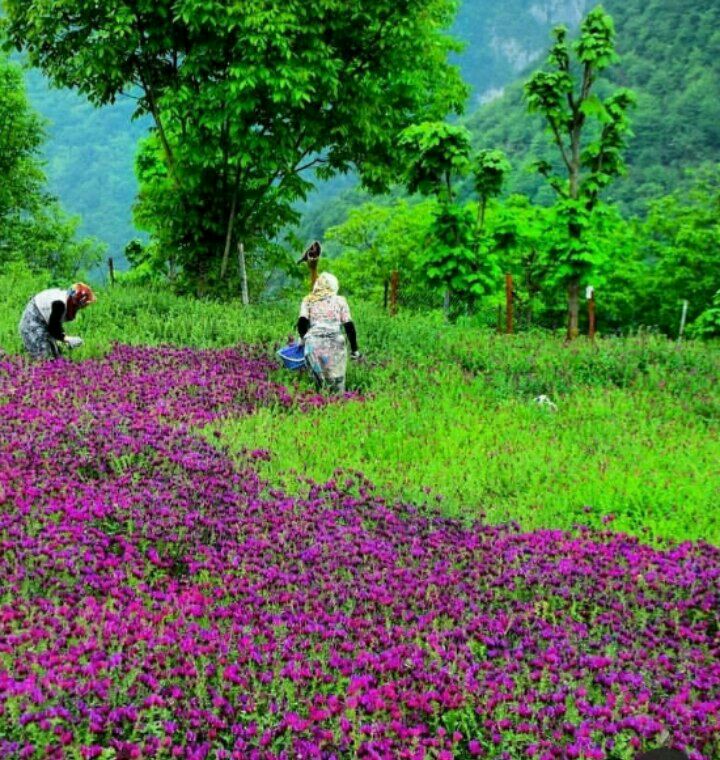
[215,362,720,545]
[3,273,718,545]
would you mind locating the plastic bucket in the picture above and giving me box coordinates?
[277,342,306,370]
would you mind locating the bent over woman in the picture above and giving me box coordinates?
[298,273,359,394]
[19,283,96,360]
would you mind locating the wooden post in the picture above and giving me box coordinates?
[108,257,115,285]
[383,279,389,310]
[237,242,249,306]
[586,285,596,340]
[309,258,319,289]
[505,273,513,334]
[389,270,399,316]
[678,299,689,340]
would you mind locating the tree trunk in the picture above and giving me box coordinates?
[567,278,580,340]
[237,242,249,306]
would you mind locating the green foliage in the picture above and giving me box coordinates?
[637,164,720,334]
[423,204,500,308]
[0,53,104,278]
[399,121,509,312]
[473,149,511,217]
[4,0,467,293]
[399,122,473,201]
[690,290,720,339]
[325,199,438,306]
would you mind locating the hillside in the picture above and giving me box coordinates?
[22,70,149,263]
[464,0,720,212]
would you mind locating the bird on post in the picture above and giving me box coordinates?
[297,241,322,266]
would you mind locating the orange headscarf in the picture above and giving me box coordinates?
[65,283,96,321]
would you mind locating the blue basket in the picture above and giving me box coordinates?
[277,342,306,370]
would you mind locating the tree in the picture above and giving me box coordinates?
[472,149,511,238]
[0,53,46,267]
[0,53,103,278]
[524,6,635,339]
[399,121,504,315]
[4,0,467,295]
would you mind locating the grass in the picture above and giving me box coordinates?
[215,362,720,545]
[3,273,718,545]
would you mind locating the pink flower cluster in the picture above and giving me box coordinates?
[0,346,718,759]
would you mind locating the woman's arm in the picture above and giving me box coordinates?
[298,316,310,338]
[47,301,66,341]
[343,321,358,353]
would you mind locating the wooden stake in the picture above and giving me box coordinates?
[505,273,513,334]
[108,257,115,285]
[237,242,249,306]
[389,270,399,316]
[309,258,319,289]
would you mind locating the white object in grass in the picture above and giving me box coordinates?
[64,336,83,349]
[533,394,558,412]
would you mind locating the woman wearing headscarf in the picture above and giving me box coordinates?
[298,272,359,393]
[19,283,96,360]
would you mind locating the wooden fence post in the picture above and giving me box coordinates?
[237,243,249,306]
[309,258,319,289]
[505,273,513,334]
[389,270,399,316]
[678,299,689,340]
[108,257,115,285]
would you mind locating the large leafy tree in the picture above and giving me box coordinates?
[525,6,635,339]
[4,0,466,294]
[0,53,103,278]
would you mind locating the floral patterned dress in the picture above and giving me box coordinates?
[300,294,351,393]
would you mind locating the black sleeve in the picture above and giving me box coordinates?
[298,316,310,339]
[47,301,66,341]
[343,321,358,353]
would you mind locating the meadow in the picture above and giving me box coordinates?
[0,272,718,758]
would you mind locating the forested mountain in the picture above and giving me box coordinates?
[464,0,720,213]
[22,71,149,260]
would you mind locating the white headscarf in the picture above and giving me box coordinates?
[307,272,339,302]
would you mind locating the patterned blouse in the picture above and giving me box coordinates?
[300,295,351,335]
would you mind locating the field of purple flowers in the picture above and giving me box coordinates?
[1,345,719,759]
